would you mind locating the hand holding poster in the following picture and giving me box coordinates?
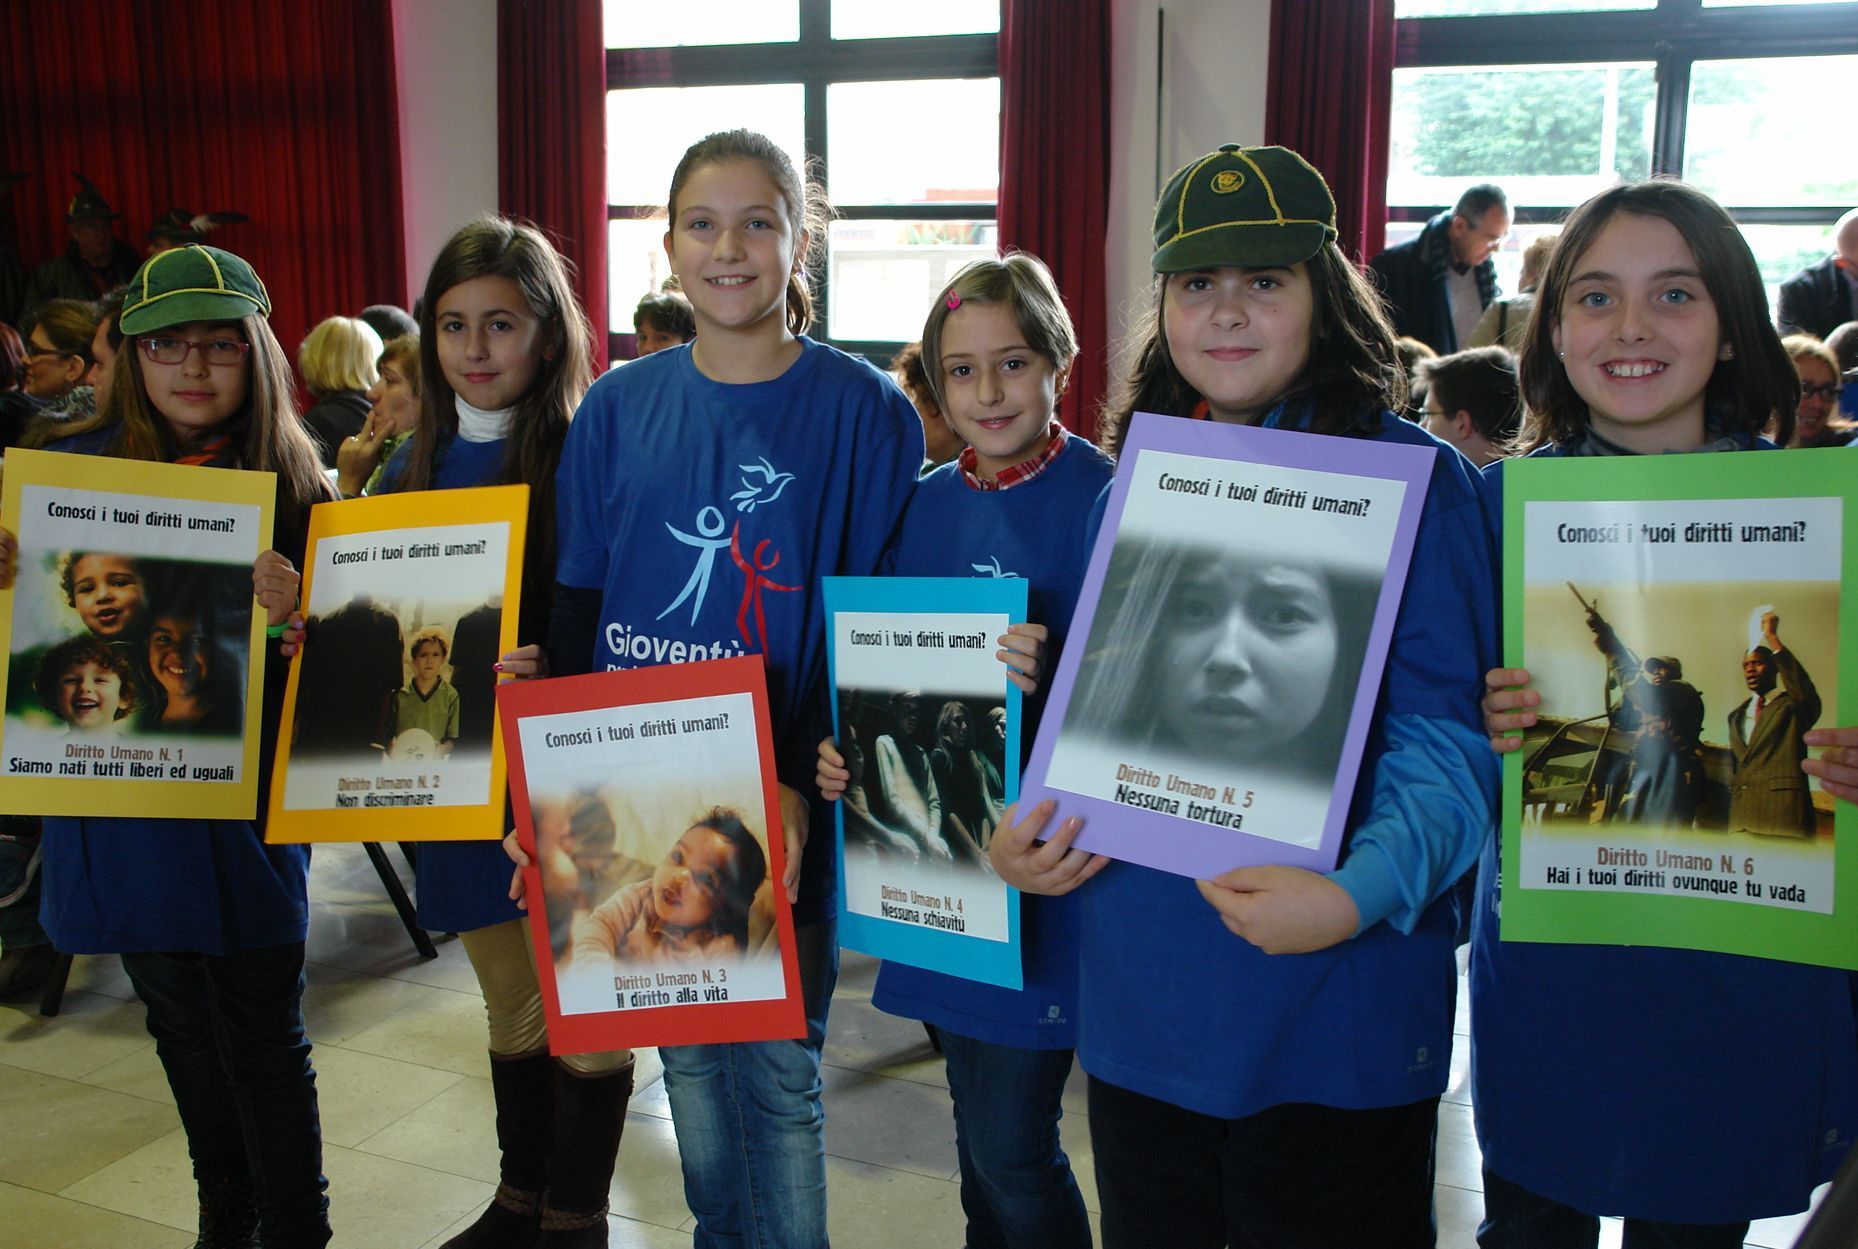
[499,655,804,1054]
[0,448,274,818]
[1021,413,1433,879]
[1501,450,1858,968]
[267,486,526,842]
[824,576,1027,988]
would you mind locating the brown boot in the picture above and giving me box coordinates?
[535,1056,636,1247]
[441,1050,553,1249]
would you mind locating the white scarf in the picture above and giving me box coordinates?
[455,394,513,443]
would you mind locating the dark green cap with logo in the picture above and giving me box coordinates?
[1151,144,1338,273]
[119,245,271,335]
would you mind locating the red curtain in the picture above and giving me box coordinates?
[1265,0,1396,264]
[499,0,609,372]
[998,0,1111,441]
[0,1,405,365]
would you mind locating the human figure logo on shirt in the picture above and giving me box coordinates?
[642,457,800,656]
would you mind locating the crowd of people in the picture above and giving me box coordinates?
[0,133,1854,1249]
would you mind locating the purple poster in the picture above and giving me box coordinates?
[1021,413,1434,879]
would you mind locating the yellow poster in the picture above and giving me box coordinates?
[0,448,276,819]
[267,484,527,842]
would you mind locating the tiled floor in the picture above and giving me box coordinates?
[0,843,1824,1247]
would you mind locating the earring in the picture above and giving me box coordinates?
[1720,344,1735,361]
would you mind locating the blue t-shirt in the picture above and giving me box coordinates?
[556,339,923,923]
[870,437,1116,1049]
[37,428,311,956]
[1471,443,1857,1224]
[377,432,525,934]
[1075,409,1500,1119]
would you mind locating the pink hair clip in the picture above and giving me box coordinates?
[945,291,961,310]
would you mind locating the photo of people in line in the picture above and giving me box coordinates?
[834,687,1007,871]
[287,594,501,763]
[1057,536,1379,791]
[1519,582,1838,842]
[6,550,251,741]
[529,777,787,1018]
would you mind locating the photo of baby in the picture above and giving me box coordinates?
[533,780,788,1019]
[571,808,767,965]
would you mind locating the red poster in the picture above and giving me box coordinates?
[497,656,804,1053]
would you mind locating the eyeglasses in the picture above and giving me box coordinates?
[1800,383,1841,401]
[24,343,78,360]
[138,335,251,366]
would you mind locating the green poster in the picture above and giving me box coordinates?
[1500,449,1858,969]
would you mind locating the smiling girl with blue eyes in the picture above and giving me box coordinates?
[990,145,1498,1248]
[1476,180,1857,1248]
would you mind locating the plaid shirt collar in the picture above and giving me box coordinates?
[958,421,1069,491]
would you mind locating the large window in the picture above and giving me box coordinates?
[1389,0,1858,311]
[604,1,1000,365]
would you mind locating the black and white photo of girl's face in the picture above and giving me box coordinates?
[1151,555,1338,759]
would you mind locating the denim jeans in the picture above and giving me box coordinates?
[1088,1075,1438,1249]
[661,920,838,1249]
[1478,1168,1750,1249]
[937,1029,1089,1249]
[121,943,331,1249]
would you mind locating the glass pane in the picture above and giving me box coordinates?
[1702,0,1854,7]
[832,0,999,39]
[604,0,796,47]
[1396,0,1649,13]
[827,79,999,205]
[826,219,999,342]
[1380,219,1564,300]
[1685,57,1858,208]
[609,217,673,348]
[1734,222,1840,326]
[1388,63,1654,209]
[606,85,806,208]
[1385,219,1844,326]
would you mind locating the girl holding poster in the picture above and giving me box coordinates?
[0,244,335,1246]
[549,129,921,1249]
[1478,182,1856,1244]
[328,217,639,1249]
[818,253,1112,1249]
[992,146,1498,1248]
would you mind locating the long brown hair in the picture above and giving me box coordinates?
[1515,179,1797,452]
[665,130,829,337]
[1100,243,1402,458]
[402,217,593,614]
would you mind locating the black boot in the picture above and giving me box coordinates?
[191,1175,257,1249]
[535,1056,636,1248]
[441,1050,554,1249]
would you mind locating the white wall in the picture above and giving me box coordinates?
[392,0,500,305]
[1107,0,1272,360]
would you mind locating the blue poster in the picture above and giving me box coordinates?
[824,576,1027,989]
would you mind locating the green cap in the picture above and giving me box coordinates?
[119,245,271,335]
[1151,144,1337,273]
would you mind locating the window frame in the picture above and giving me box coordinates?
[606,0,1001,367]
[1389,2,1858,253]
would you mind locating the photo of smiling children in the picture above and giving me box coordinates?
[0,449,273,815]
